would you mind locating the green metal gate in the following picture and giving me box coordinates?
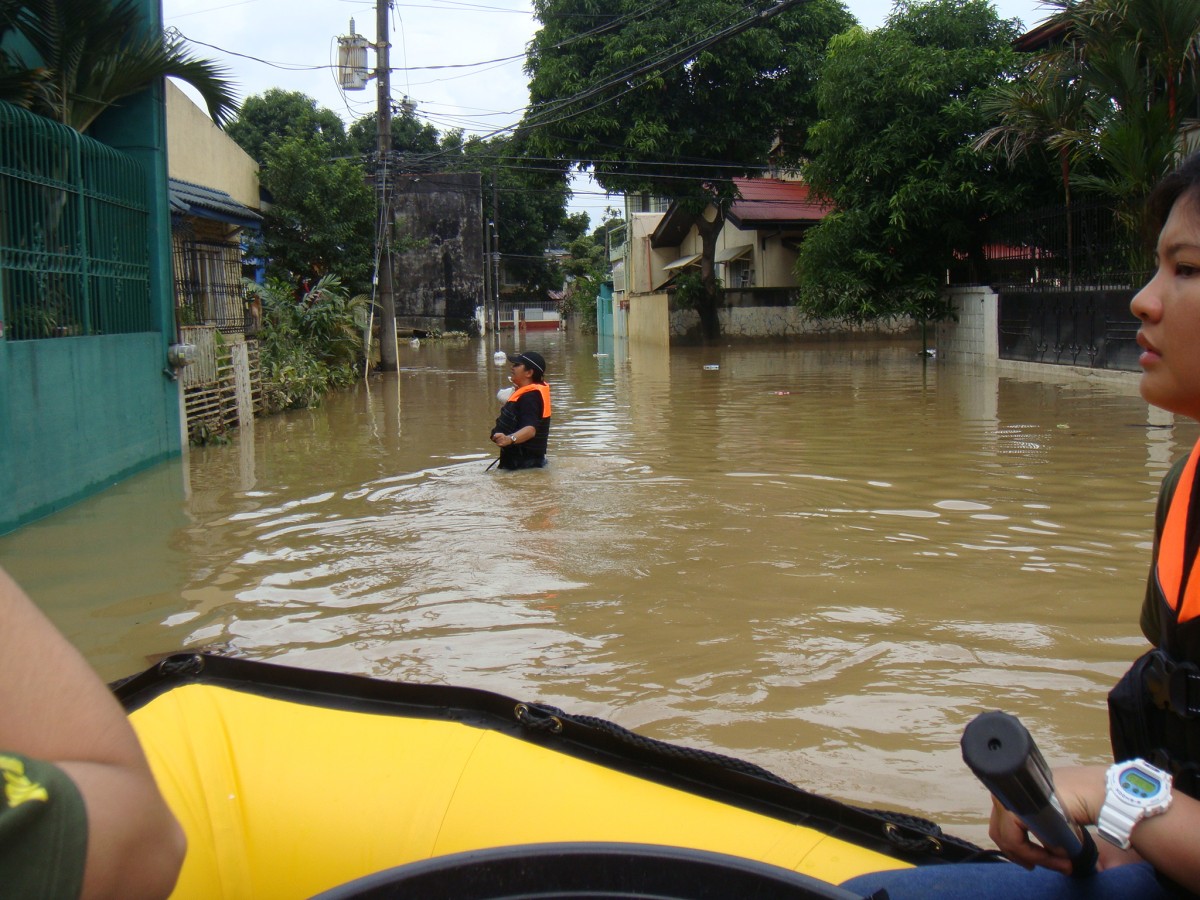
[0,100,151,341]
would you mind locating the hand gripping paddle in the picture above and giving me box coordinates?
[961,710,1098,876]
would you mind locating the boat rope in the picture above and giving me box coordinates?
[516,701,795,785]
[514,702,563,733]
[513,700,997,863]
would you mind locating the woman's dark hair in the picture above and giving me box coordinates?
[1147,152,1200,237]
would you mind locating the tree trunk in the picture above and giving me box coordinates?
[694,209,724,341]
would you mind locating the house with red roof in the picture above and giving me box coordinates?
[647,177,832,293]
[605,175,844,340]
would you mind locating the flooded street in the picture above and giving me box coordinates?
[2,330,1194,844]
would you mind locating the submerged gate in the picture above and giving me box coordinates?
[997,290,1140,372]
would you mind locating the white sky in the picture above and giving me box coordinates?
[162,0,1053,227]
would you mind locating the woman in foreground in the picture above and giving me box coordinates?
[845,154,1200,899]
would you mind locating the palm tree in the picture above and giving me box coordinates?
[980,0,1200,279]
[975,61,1102,284]
[1052,0,1199,261]
[1060,0,1200,129]
[0,0,236,132]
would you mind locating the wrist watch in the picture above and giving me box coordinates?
[1097,758,1173,849]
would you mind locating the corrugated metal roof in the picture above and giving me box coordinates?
[663,253,702,271]
[169,178,262,228]
[726,178,832,228]
[715,243,753,263]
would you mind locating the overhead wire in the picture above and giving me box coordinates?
[407,0,793,168]
[171,0,804,226]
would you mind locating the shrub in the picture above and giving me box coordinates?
[248,275,366,413]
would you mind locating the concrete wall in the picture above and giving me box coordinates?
[671,305,916,340]
[628,292,669,346]
[393,172,484,334]
[0,336,179,533]
[757,231,800,286]
[936,286,1140,389]
[628,213,668,294]
[165,82,259,207]
[0,0,179,535]
[935,286,998,363]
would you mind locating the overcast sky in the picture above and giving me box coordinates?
[163,0,1053,226]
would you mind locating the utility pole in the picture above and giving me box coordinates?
[492,171,501,338]
[376,0,399,371]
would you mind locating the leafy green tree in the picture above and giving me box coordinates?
[974,62,1101,283]
[1045,0,1199,243]
[257,136,375,294]
[525,0,854,339]
[348,107,448,167]
[0,0,235,132]
[451,131,572,301]
[226,88,349,164]
[225,91,374,294]
[979,0,1200,270]
[798,0,1030,322]
[551,211,591,248]
[558,228,609,324]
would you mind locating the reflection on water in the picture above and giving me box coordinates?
[3,332,1195,842]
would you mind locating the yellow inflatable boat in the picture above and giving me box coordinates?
[116,654,992,898]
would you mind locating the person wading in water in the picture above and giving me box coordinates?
[490,351,551,470]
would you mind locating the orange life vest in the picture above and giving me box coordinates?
[507,382,551,418]
[1157,439,1200,625]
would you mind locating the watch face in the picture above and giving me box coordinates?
[1120,768,1162,798]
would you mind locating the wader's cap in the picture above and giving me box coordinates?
[507,351,546,375]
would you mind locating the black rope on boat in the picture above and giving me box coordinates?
[516,702,796,787]
[515,701,995,863]
[861,808,1002,861]
[514,702,563,734]
[158,654,206,677]
[575,712,800,788]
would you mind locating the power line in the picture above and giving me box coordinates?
[413,0,802,164]
[173,28,528,73]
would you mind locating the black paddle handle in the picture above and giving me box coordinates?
[961,710,1098,877]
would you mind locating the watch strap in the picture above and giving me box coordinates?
[1097,800,1139,849]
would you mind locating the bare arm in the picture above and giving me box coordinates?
[991,764,1200,892]
[492,425,534,446]
[0,567,185,899]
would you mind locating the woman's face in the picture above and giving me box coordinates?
[1132,190,1200,421]
[510,362,533,387]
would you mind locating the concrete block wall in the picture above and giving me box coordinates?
[669,306,915,339]
[936,286,998,364]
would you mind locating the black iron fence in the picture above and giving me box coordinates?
[948,201,1148,372]
[997,289,1141,371]
[950,201,1149,293]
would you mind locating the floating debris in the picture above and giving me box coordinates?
[703,364,720,371]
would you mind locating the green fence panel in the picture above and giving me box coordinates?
[0,100,151,341]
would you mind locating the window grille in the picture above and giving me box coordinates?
[171,222,251,334]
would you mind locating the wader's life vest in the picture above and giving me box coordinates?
[507,383,551,418]
[493,383,551,469]
[1110,439,1200,798]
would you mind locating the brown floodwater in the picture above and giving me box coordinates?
[2,330,1195,845]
